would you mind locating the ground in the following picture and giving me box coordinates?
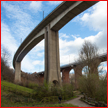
[64,95,93,107]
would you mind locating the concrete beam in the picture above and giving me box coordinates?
[16,29,44,63]
[13,1,98,68]
[50,1,98,31]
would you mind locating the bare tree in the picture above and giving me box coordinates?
[77,41,107,103]
[1,47,14,81]
[78,41,100,75]
[1,46,10,66]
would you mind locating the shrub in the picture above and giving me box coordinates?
[32,82,74,101]
[78,74,107,103]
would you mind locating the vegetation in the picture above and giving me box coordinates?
[78,74,107,103]
[77,41,107,103]
[1,41,107,107]
[78,41,100,75]
[32,81,74,101]
[1,80,78,107]
[1,80,34,98]
[1,47,14,82]
[1,47,77,107]
[1,89,77,107]
[1,47,40,87]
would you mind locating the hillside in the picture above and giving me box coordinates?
[1,80,33,93]
[1,80,78,107]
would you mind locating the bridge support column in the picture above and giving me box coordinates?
[14,62,21,84]
[44,24,61,85]
[89,61,100,76]
[62,68,71,83]
[74,66,82,89]
[89,62,100,79]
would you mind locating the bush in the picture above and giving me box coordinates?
[32,82,74,101]
[78,74,107,103]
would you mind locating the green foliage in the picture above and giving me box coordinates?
[1,87,77,107]
[78,74,107,103]
[28,81,38,89]
[32,82,74,101]
[1,80,33,95]
[32,81,51,100]
[1,89,39,107]
[1,80,78,107]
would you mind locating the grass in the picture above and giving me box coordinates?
[1,89,36,107]
[1,80,78,107]
[1,80,33,93]
[1,89,78,107]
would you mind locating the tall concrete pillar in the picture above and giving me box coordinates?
[14,61,21,84]
[74,66,82,89]
[44,24,61,85]
[62,68,71,83]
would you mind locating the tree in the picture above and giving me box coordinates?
[77,41,107,103]
[1,47,10,79]
[1,47,14,82]
[1,46,10,66]
[78,41,100,75]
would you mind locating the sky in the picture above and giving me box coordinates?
[1,1,107,74]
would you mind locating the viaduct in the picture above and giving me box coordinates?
[37,53,107,87]
[13,1,104,85]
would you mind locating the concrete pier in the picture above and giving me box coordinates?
[74,66,82,89]
[14,62,21,84]
[44,24,61,85]
[62,67,71,83]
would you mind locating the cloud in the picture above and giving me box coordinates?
[59,31,107,66]
[22,55,35,72]
[60,33,69,39]
[80,1,107,31]
[1,1,42,72]
[1,1,107,73]
[21,39,44,72]
[1,22,18,60]
[32,60,44,65]
[81,13,89,22]
[64,1,107,58]
[59,35,83,65]
[30,1,42,12]
[48,1,63,5]
[1,1,37,41]
[80,1,107,53]
[99,62,107,71]
[71,34,80,39]
[34,40,44,52]
[1,22,38,72]
[37,52,44,57]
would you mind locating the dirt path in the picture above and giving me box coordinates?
[64,95,93,107]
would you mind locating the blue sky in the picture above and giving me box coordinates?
[1,1,107,74]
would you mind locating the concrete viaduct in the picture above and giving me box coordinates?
[36,53,107,87]
[13,1,99,85]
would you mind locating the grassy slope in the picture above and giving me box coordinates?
[1,89,78,107]
[1,80,33,93]
[1,80,78,107]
